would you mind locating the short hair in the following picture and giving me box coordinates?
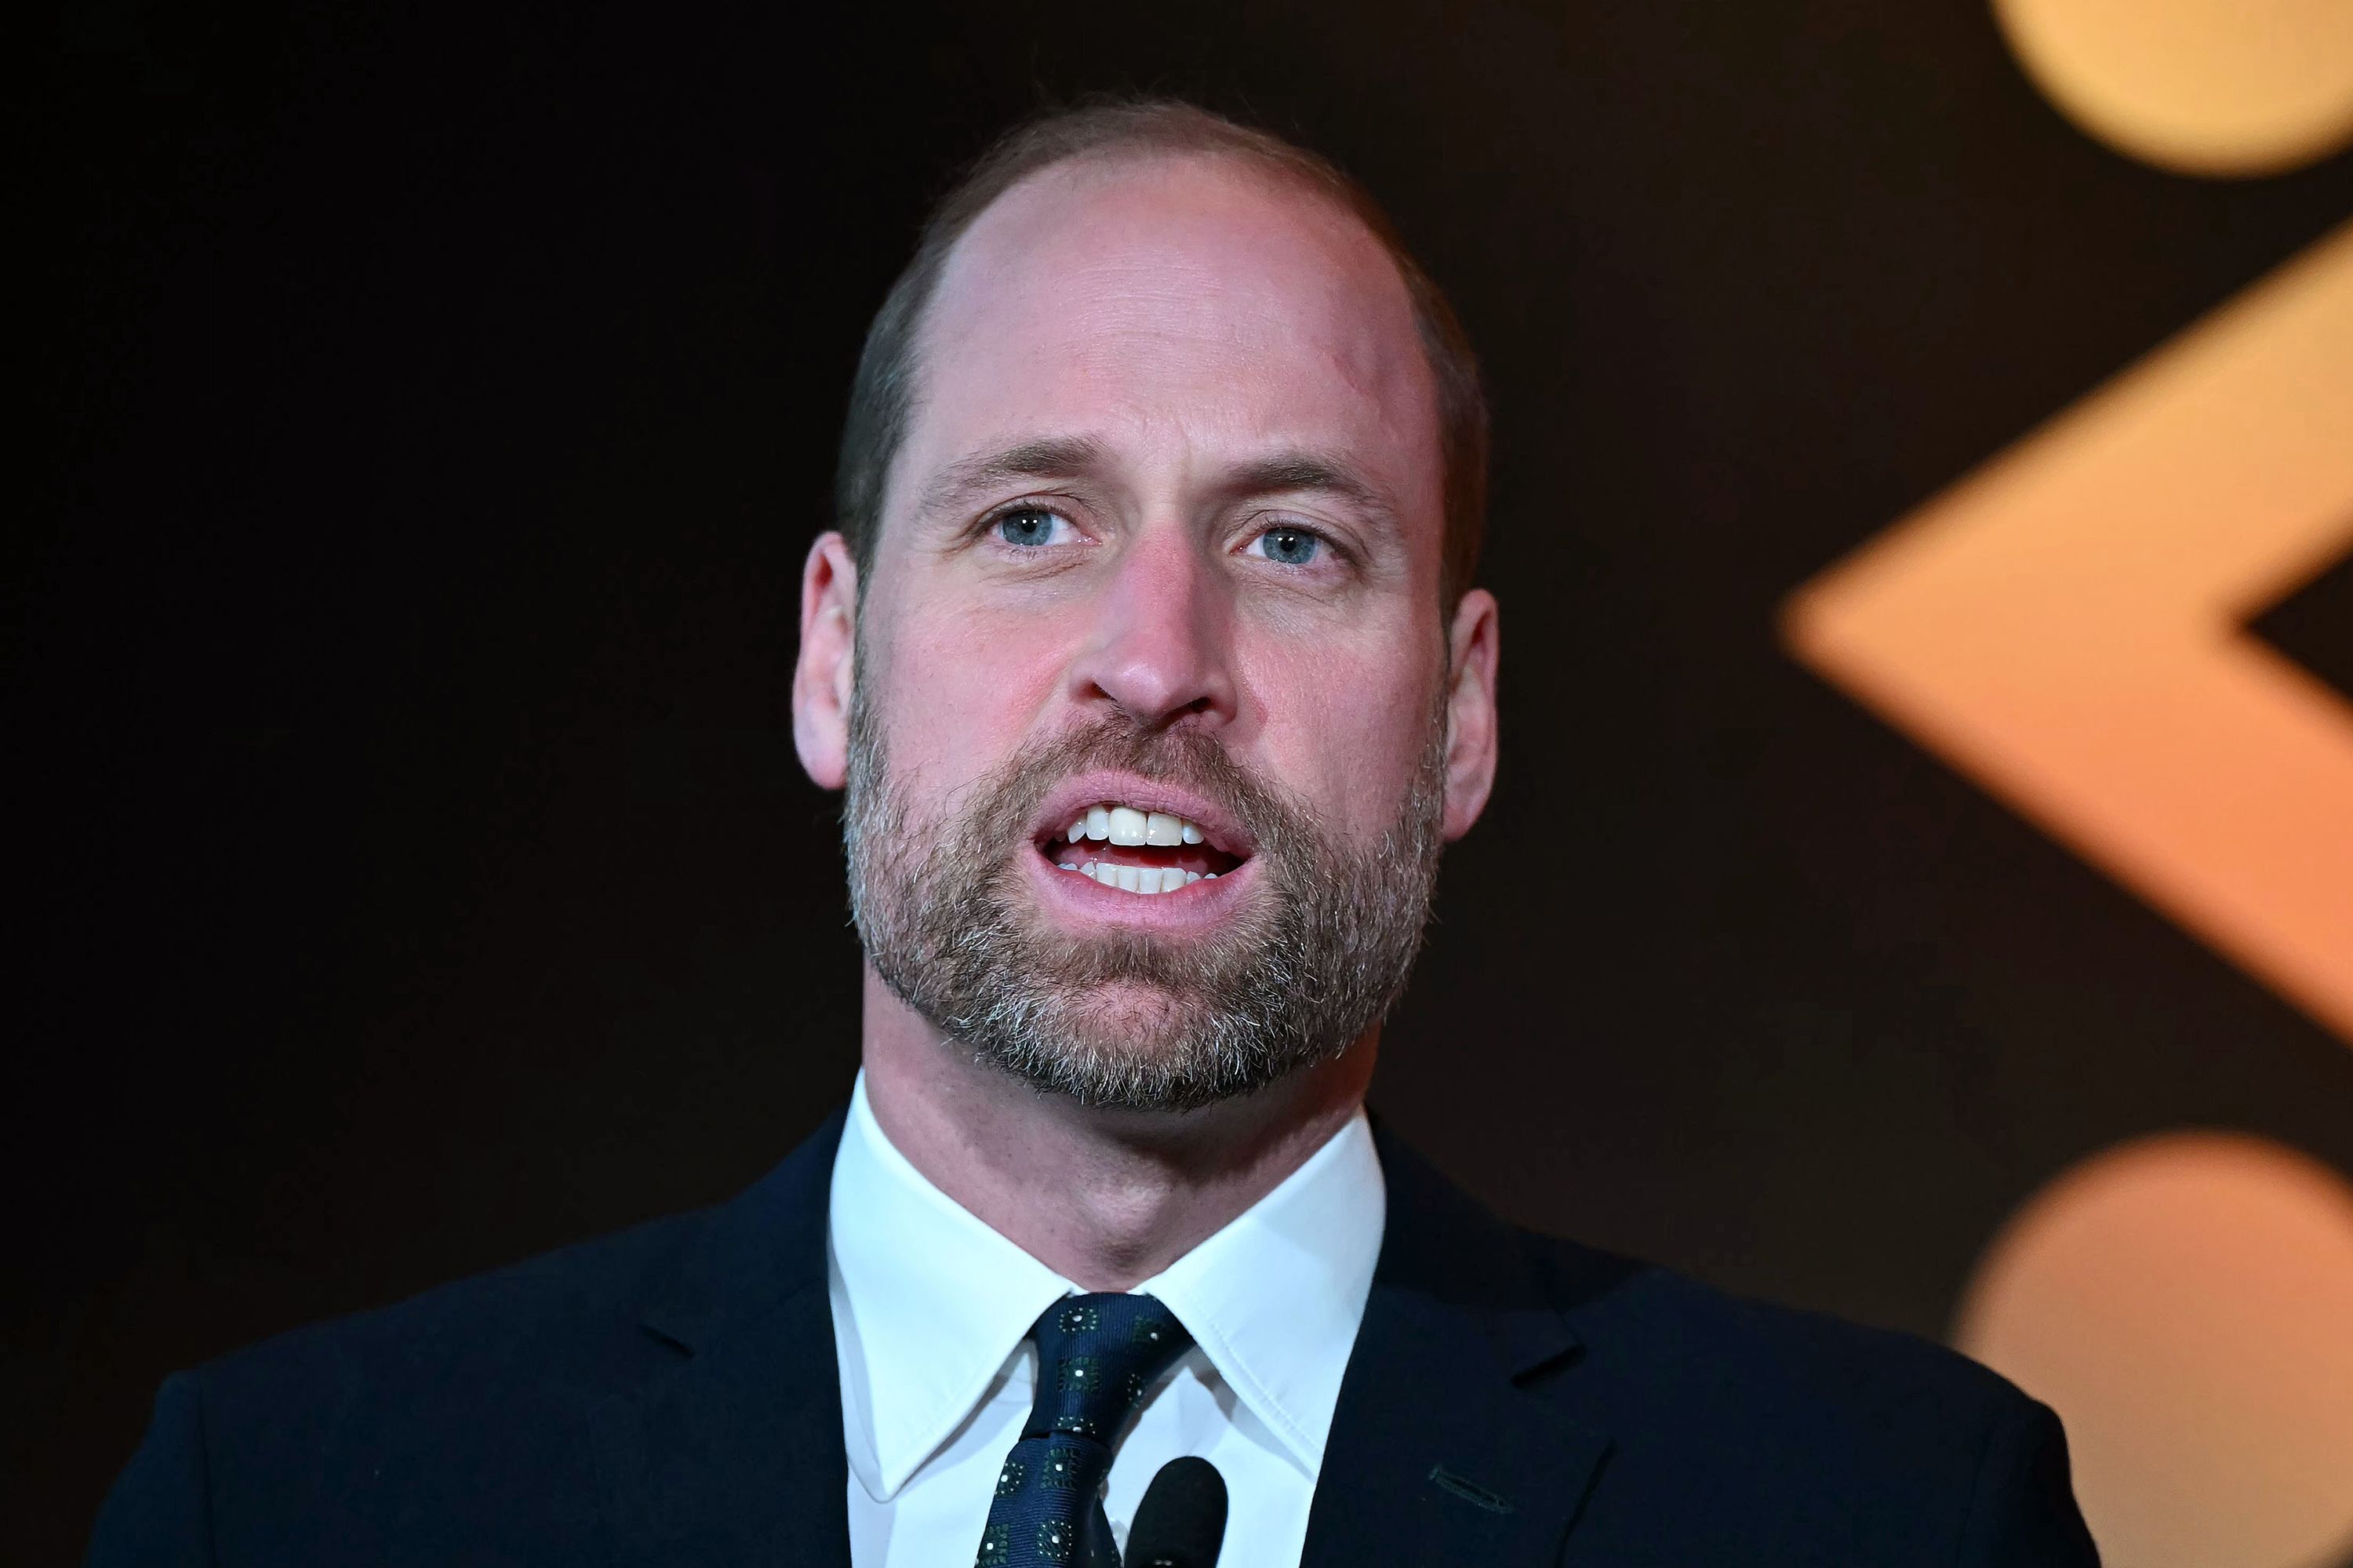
[832,97,1489,614]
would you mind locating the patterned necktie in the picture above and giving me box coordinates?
[975,1293,1194,1567]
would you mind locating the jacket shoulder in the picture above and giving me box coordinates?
[193,1100,849,1423]
[88,1209,725,1567]
[91,1109,849,1566]
[197,1204,719,1418]
[1531,1230,2028,1424]
[1513,1231,2093,1562]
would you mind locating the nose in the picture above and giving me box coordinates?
[1067,523,1238,732]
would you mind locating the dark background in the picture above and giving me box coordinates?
[14,1,2353,1560]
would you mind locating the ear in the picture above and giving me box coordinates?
[1438,588,1500,841]
[792,532,860,790]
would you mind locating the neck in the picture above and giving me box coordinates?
[856,967,1376,1293]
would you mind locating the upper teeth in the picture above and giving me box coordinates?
[1066,805,1208,847]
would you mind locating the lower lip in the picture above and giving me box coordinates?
[1022,845,1257,928]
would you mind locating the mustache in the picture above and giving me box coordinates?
[973,716,1318,857]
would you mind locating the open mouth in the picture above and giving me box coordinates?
[1038,802,1248,896]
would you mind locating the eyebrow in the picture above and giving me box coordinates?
[1221,453,1402,536]
[915,436,1403,536]
[916,436,1111,520]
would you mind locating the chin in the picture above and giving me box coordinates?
[1052,980,1209,1047]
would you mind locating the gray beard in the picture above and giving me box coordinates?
[842,693,1449,1112]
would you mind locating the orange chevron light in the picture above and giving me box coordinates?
[1784,219,2353,1044]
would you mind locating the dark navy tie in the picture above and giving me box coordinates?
[974,1293,1194,1567]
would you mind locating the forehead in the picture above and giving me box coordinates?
[896,152,1443,529]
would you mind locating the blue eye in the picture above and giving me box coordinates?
[992,507,1072,548]
[1250,526,1322,566]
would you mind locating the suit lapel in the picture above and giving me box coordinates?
[1302,1128,1614,1568]
[589,1108,853,1568]
[580,1108,1620,1567]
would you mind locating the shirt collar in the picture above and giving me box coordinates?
[1136,1103,1384,1475]
[828,1074,1075,1499]
[827,1071,1385,1495]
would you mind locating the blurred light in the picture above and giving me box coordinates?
[1954,1133,2353,1567]
[1784,222,2353,1046]
[1994,0,2353,176]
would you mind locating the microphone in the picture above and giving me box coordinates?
[1125,1456,1227,1568]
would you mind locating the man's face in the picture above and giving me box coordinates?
[799,153,1499,1109]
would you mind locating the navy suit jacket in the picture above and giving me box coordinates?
[89,1108,2098,1565]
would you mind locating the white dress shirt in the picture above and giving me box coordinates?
[826,1071,1386,1567]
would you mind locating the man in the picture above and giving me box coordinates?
[89,100,2098,1566]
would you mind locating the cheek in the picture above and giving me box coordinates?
[867,597,1071,791]
[1242,637,1439,828]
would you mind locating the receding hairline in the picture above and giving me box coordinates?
[833,98,1489,612]
[889,144,1438,483]
[953,139,1390,254]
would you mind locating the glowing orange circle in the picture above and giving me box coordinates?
[1954,1133,2353,1568]
[1993,0,2353,176]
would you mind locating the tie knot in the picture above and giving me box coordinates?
[1023,1293,1193,1443]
